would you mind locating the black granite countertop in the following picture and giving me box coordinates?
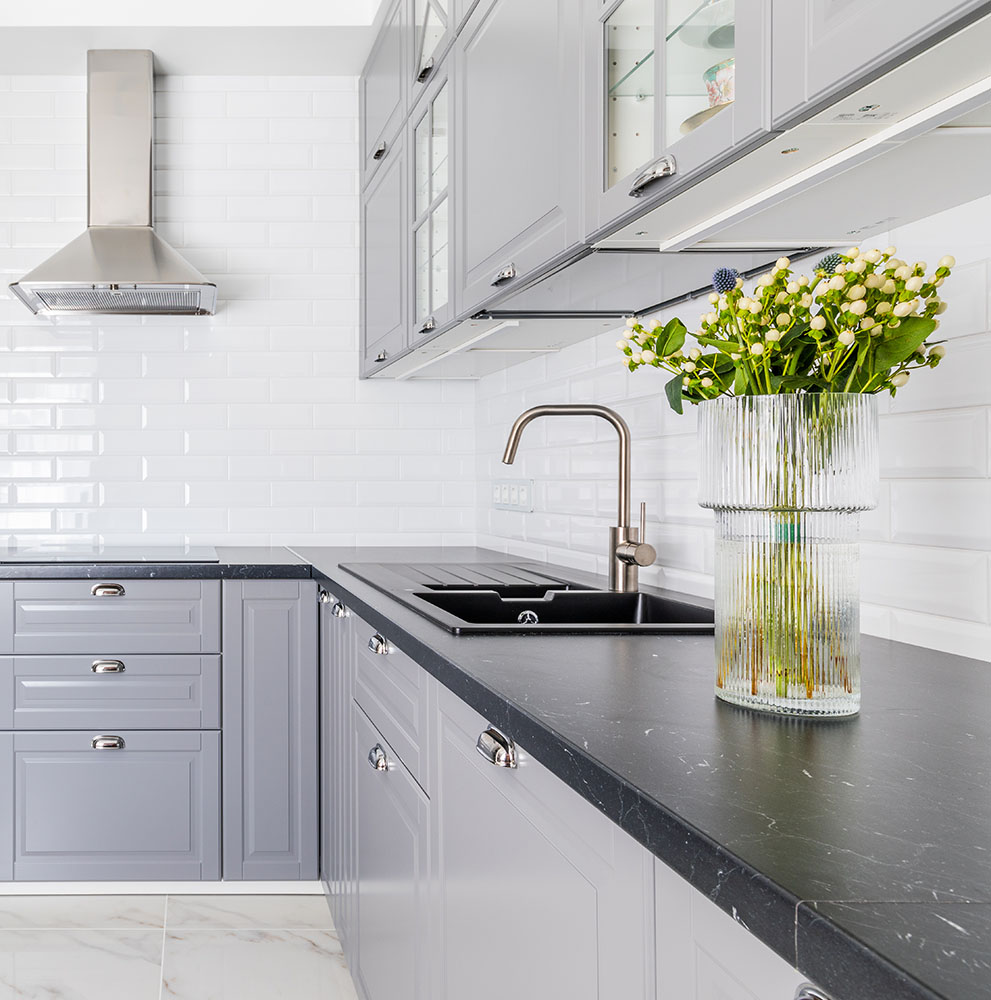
[0,546,311,579]
[292,545,991,1000]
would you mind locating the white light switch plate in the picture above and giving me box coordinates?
[492,479,534,512]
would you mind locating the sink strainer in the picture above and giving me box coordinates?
[517,610,540,625]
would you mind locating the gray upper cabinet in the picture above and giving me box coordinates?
[585,0,771,239]
[410,0,454,97]
[435,684,654,1000]
[770,0,990,129]
[454,0,583,315]
[362,0,407,188]
[362,129,408,376]
[2,729,221,882]
[353,703,431,1000]
[222,580,318,881]
[0,580,221,655]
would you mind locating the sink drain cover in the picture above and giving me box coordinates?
[517,610,539,625]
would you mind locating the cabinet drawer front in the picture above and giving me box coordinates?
[8,580,221,654]
[8,730,220,881]
[0,655,220,730]
[352,615,430,794]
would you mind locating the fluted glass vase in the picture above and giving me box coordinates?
[698,394,879,717]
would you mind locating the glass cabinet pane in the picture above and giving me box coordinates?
[415,222,430,325]
[431,84,449,200]
[664,0,736,147]
[415,0,449,77]
[431,197,449,313]
[414,115,431,218]
[606,0,655,188]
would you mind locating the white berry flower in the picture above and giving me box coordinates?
[835,263,848,274]
[616,339,629,351]
[934,276,945,287]
[705,311,718,324]
[875,301,892,315]
[837,330,856,346]
[626,317,636,328]
[776,257,791,269]
[848,299,868,315]
[756,273,774,287]
[936,301,948,314]
[765,329,782,342]
[828,275,845,291]
[847,259,867,274]
[689,348,702,360]
[881,279,897,295]
[893,301,913,317]
[682,377,691,386]
[798,275,810,286]
[775,313,790,327]
[890,371,911,388]
[700,377,713,388]
[913,261,927,273]
[750,342,765,356]
[860,317,875,331]
[730,353,740,360]
[929,344,947,359]
[809,315,827,330]
[865,273,883,289]
[800,293,813,308]
[847,284,866,300]
[774,291,788,305]
[786,281,799,294]
[893,265,911,280]
[905,275,924,292]
[864,249,881,263]
[735,277,744,289]
[650,318,662,329]
[641,349,656,363]
[682,361,696,372]
[846,247,860,257]
[708,292,719,304]
[883,245,897,256]
[631,352,642,363]
[938,255,956,269]
[748,301,762,315]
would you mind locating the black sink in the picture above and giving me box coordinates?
[339,561,715,635]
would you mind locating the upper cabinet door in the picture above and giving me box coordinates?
[410,0,453,96]
[361,0,407,188]
[455,0,583,316]
[771,0,990,128]
[409,67,455,341]
[586,0,770,238]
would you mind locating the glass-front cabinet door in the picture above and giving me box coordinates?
[411,0,452,95]
[410,73,453,340]
[587,0,769,238]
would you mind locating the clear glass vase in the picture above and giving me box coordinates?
[698,394,879,717]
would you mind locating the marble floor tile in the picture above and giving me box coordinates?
[161,928,359,1000]
[0,929,163,1000]
[0,895,166,930]
[165,894,334,929]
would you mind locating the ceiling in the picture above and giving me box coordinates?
[0,1,388,75]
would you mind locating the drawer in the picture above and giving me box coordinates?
[0,655,221,730]
[0,729,220,881]
[352,615,431,794]
[2,579,221,654]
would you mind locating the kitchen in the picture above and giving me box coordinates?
[0,1,989,999]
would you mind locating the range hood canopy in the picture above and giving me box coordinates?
[9,50,216,316]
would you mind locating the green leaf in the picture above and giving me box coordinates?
[664,373,685,414]
[778,375,817,390]
[874,317,936,370]
[656,318,687,358]
[695,334,743,355]
[732,365,749,395]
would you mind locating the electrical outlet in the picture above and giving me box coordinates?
[492,479,535,512]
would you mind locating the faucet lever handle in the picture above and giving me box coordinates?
[616,502,657,569]
[639,501,647,544]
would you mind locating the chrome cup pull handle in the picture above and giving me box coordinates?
[419,316,436,335]
[368,634,391,655]
[368,744,389,771]
[476,727,518,768]
[91,735,125,750]
[91,583,125,597]
[91,659,125,673]
[318,589,333,604]
[373,140,388,161]
[490,263,517,287]
[794,987,833,1000]
[416,56,434,83]
[628,154,677,198]
[331,602,350,619]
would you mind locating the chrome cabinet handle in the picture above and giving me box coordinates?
[416,56,434,83]
[372,140,388,161]
[373,350,389,363]
[91,582,125,597]
[92,659,125,673]
[794,987,833,1000]
[92,735,125,750]
[476,727,517,769]
[368,744,389,771]
[628,154,677,198]
[331,602,350,619]
[490,263,517,286]
[367,634,391,655]
[418,316,436,335]
[318,589,334,604]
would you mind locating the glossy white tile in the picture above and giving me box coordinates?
[0,896,165,930]
[165,895,332,929]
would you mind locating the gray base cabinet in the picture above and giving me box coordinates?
[222,580,318,881]
[1,730,220,881]
[435,684,654,1000]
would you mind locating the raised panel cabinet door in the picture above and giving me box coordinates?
[655,858,807,1000]
[4,655,220,730]
[362,0,407,185]
[455,0,583,314]
[771,0,990,128]
[353,704,430,1000]
[9,730,220,881]
[362,130,408,376]
[223,580,318,880]
[436,685,654,1000]
[6,580,221,655]
[0,733,11,881]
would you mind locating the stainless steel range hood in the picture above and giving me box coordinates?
[9,50,216,316]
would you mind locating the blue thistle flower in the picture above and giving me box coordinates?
[711,267,740,293]
[816,252,844,274]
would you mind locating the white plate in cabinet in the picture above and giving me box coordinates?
[0,580,221,655]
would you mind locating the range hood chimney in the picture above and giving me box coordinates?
[9,50,217,316]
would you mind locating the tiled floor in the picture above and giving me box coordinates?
[0,895,359,999]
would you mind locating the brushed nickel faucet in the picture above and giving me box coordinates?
[501,404,656,592]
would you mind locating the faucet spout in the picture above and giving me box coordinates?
[501,404,632,527]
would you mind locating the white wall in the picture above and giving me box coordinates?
[475,198,991,661]
[0,73,475,549]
